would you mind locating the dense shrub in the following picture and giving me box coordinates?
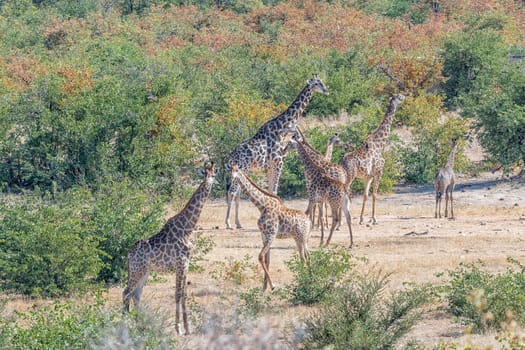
[440,259,525,333]
[0,191,104,297]
[86,180,164,283]
[303,271,428,350]
[0,296,177,350]
[284,246,354,305]
[0,182,164,296]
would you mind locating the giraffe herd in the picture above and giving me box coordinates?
[122,74,459,335]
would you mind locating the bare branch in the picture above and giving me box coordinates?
[376,64,407,91]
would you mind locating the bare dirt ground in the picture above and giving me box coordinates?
[110,170,524,348]
[4,171,524,348]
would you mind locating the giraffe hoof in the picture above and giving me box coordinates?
[236,225,243,229]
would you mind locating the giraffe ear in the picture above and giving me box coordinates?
[198,167,206,177]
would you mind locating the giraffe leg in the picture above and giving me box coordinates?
[123,263,148,313]
[371,174,381,224]
[234,191,242,229]
[175,268,188,335]
[310,203,317,228]
[259,233,275,292]
[335,205,342,231]
[131,284,144,307]
[181,272,190,335]
[449,188,455,219]
[324,202,340,246]
[225,190,234,230]
[318,201,325,247]
[294,237,309,264]
[267,159,284,195]
[435,191,440,218]
[262,249,271,290]
[444,190,449,218]
[342,195,353,248]
[359,177,373,225]
[438,194,442,218]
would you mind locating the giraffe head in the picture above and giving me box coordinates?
[307,74,329,95]
[390,93,407,107]
[290,127,304,145]
[198,162,218,185]
[328,133,345,148]
[229,162,242,181]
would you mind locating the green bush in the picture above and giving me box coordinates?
[440,258,525,333]
[303,271,428,350]
[0,191,104,297]
[189,232,216,273]
[0,182,164,296]
[86,180,164,284]
[210,254,259,286]
[0,295,177,350]
[238,287,272,317]
[284,246,354,305]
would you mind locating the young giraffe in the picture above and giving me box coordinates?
[225,74,329,229]
[229,163,311,291]
[340,93,406,225]
[319,133,347,229]
[434,140,458,219]
[293,127,348,230]
[291,133,353,247]
[123,162,218,335]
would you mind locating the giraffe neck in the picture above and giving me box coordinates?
[368,97,400,149]
[174,180,212,236]
[296,128,324,162]
[235,172,279,213]
[294,141,323,178]
[446,144,457,168]
[325,141,334,160]
[277,84,314,125]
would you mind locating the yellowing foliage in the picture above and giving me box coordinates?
[215,93,285,132]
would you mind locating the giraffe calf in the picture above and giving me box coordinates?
[229,163,311,291]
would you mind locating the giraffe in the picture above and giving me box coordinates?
[324,133,345,161]
[319,132,346,228]
[293,127,348,230]
[340,93,406,225]
[229,163,311,291]
[225,74,329,229]
[123,162,218,335]
[434,139,458,219]
[290,133,353,247]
